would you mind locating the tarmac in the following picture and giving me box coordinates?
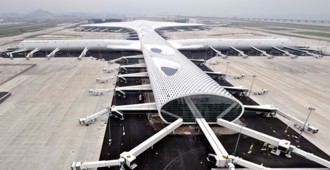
[0,57,118,169]
[207,57,330,155]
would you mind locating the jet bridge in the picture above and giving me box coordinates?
[79,107,111,125]
[118,72,149,83]
[205,71,226,79]
[184,97,229,167]
[209,46,228,58]
[184,97,270,169]
[103,67,119,73]
[108,55,145,64]
[88,88,113,96]
[120,63,147,73]
[123,55,144,62]
[120,118,183,168]
[223,86,249,96]
[230,46,248,58]
[79,103,157,125]
[115,84,152,98]
[244,105,318,133]
[77,47,88,60]
[251,46,274,59]
[25,48,40,60]
[111,102,157,113]
[89,84,153,97]
[284,46,322,58]
[96,76,117,83]
[46,47,60,59]
[7,48,28,59]
[272,46,297,59]
[190,59,205,65]
[73,118,183,169]
[217,119,330,168]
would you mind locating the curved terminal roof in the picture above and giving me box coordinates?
[84,20,245,123]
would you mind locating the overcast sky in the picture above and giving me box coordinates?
[1,0,329,20]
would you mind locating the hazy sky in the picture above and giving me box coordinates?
[1,0,329,20]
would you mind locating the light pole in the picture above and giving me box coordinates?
[233,124,243,156]
[297,107,315,143]
[225,61,230,79]
[248,75,257,96]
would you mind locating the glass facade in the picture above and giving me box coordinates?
[160,94,243,123]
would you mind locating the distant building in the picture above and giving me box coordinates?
[188,18,198,23]
[88,18,122,24]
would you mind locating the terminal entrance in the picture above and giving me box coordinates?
[161,95,243,123]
